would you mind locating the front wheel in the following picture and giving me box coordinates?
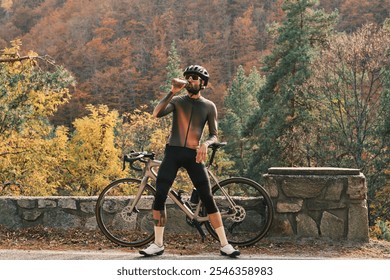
[204,177,274,246]
[95,178,156,247]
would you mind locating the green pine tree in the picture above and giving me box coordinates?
[159,40,183,94]
[246,0,337,181]
[220,65,263,175]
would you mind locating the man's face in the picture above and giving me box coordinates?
[185,74,202,95]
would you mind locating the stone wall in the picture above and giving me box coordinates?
[0,167,370,242]
[0,196,98,230]
[263,167,369,242]
[0,196,199,234]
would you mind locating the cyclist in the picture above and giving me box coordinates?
[139,65,240,257]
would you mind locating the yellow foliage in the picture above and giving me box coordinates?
[0,126,71,195]
[117,105,169,157]
[0,40,74,195]
[66,104,126,195]
[0,40,237,197]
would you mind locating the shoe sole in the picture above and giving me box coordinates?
[139,249,164,257]
[220,250,240,258]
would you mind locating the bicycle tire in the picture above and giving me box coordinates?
[204,177,274,246]
[95,178,156,247]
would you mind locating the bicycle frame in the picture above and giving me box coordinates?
[97,143,273,247]
[128,157,237,225]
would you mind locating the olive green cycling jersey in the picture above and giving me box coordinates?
[153,92,218,150]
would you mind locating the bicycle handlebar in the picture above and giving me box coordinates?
[123,151,155,171]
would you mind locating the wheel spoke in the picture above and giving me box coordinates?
[205,178,273,246]
[95,178,155,247]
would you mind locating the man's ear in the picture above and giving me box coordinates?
[200,80,206,90]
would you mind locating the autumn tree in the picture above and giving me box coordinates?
[246,0,338,181]
[0,39,75,195]
[302,23,390,223]
[65,104,125,195]
[117,106,164,154]
[337,0,389,32]
[1,0,387,129]
[230,6,260,70]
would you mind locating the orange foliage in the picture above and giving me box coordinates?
[0,0,387,127]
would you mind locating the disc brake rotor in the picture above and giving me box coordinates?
[230,205,246,222]
[120,206,136,222]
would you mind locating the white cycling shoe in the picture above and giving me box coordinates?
[139,243,165,256]
[220,244,240,258]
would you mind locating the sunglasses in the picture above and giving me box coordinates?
[184,74,200,80]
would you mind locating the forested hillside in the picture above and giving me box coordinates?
[0,0,388,126]
[1,0,389,237]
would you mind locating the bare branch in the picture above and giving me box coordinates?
[0,55,56,65]
[0,56,39,63]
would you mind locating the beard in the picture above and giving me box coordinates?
[186,83,202,95]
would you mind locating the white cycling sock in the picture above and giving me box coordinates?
[215,226,228,247]
[154,226,165,247]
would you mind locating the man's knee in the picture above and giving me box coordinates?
[153,192,167,211]
[199,194,218,214]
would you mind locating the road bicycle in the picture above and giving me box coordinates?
[95,142,273,247]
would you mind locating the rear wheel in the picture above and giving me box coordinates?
[204,177,273,246]
[95,178,156,247]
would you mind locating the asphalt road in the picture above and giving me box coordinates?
[0,248,306,260]
[1,249,387,280]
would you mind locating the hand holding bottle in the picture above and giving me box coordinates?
[171,78,188,94]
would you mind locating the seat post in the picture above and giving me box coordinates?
[207,147,217,167]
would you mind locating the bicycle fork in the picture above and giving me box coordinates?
[126,177,150,215]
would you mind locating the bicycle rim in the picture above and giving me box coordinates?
[95,178,156,247]
[205,177,274,246]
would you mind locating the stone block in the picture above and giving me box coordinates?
[276,199,303,213]
[348,200,369,242]
[58,198,77,210]
[282,177,326,198]
[43,209,82,229]
[320,211,344,240]
[324,180,344,200]
[80,200,96,214]
[137,196,154,209]
[263,176,279,198]
[85,216,98,230]
[0,199,19,228]
[38,199,57,208]
[165,207,193,233]
[22,210,42,221]
[306,200,346,210]
[347,175,367,200]
[296,213,319,237]
[270,215,294,236]
[17,198,36,209]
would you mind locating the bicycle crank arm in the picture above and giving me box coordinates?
[192,220,206,242]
